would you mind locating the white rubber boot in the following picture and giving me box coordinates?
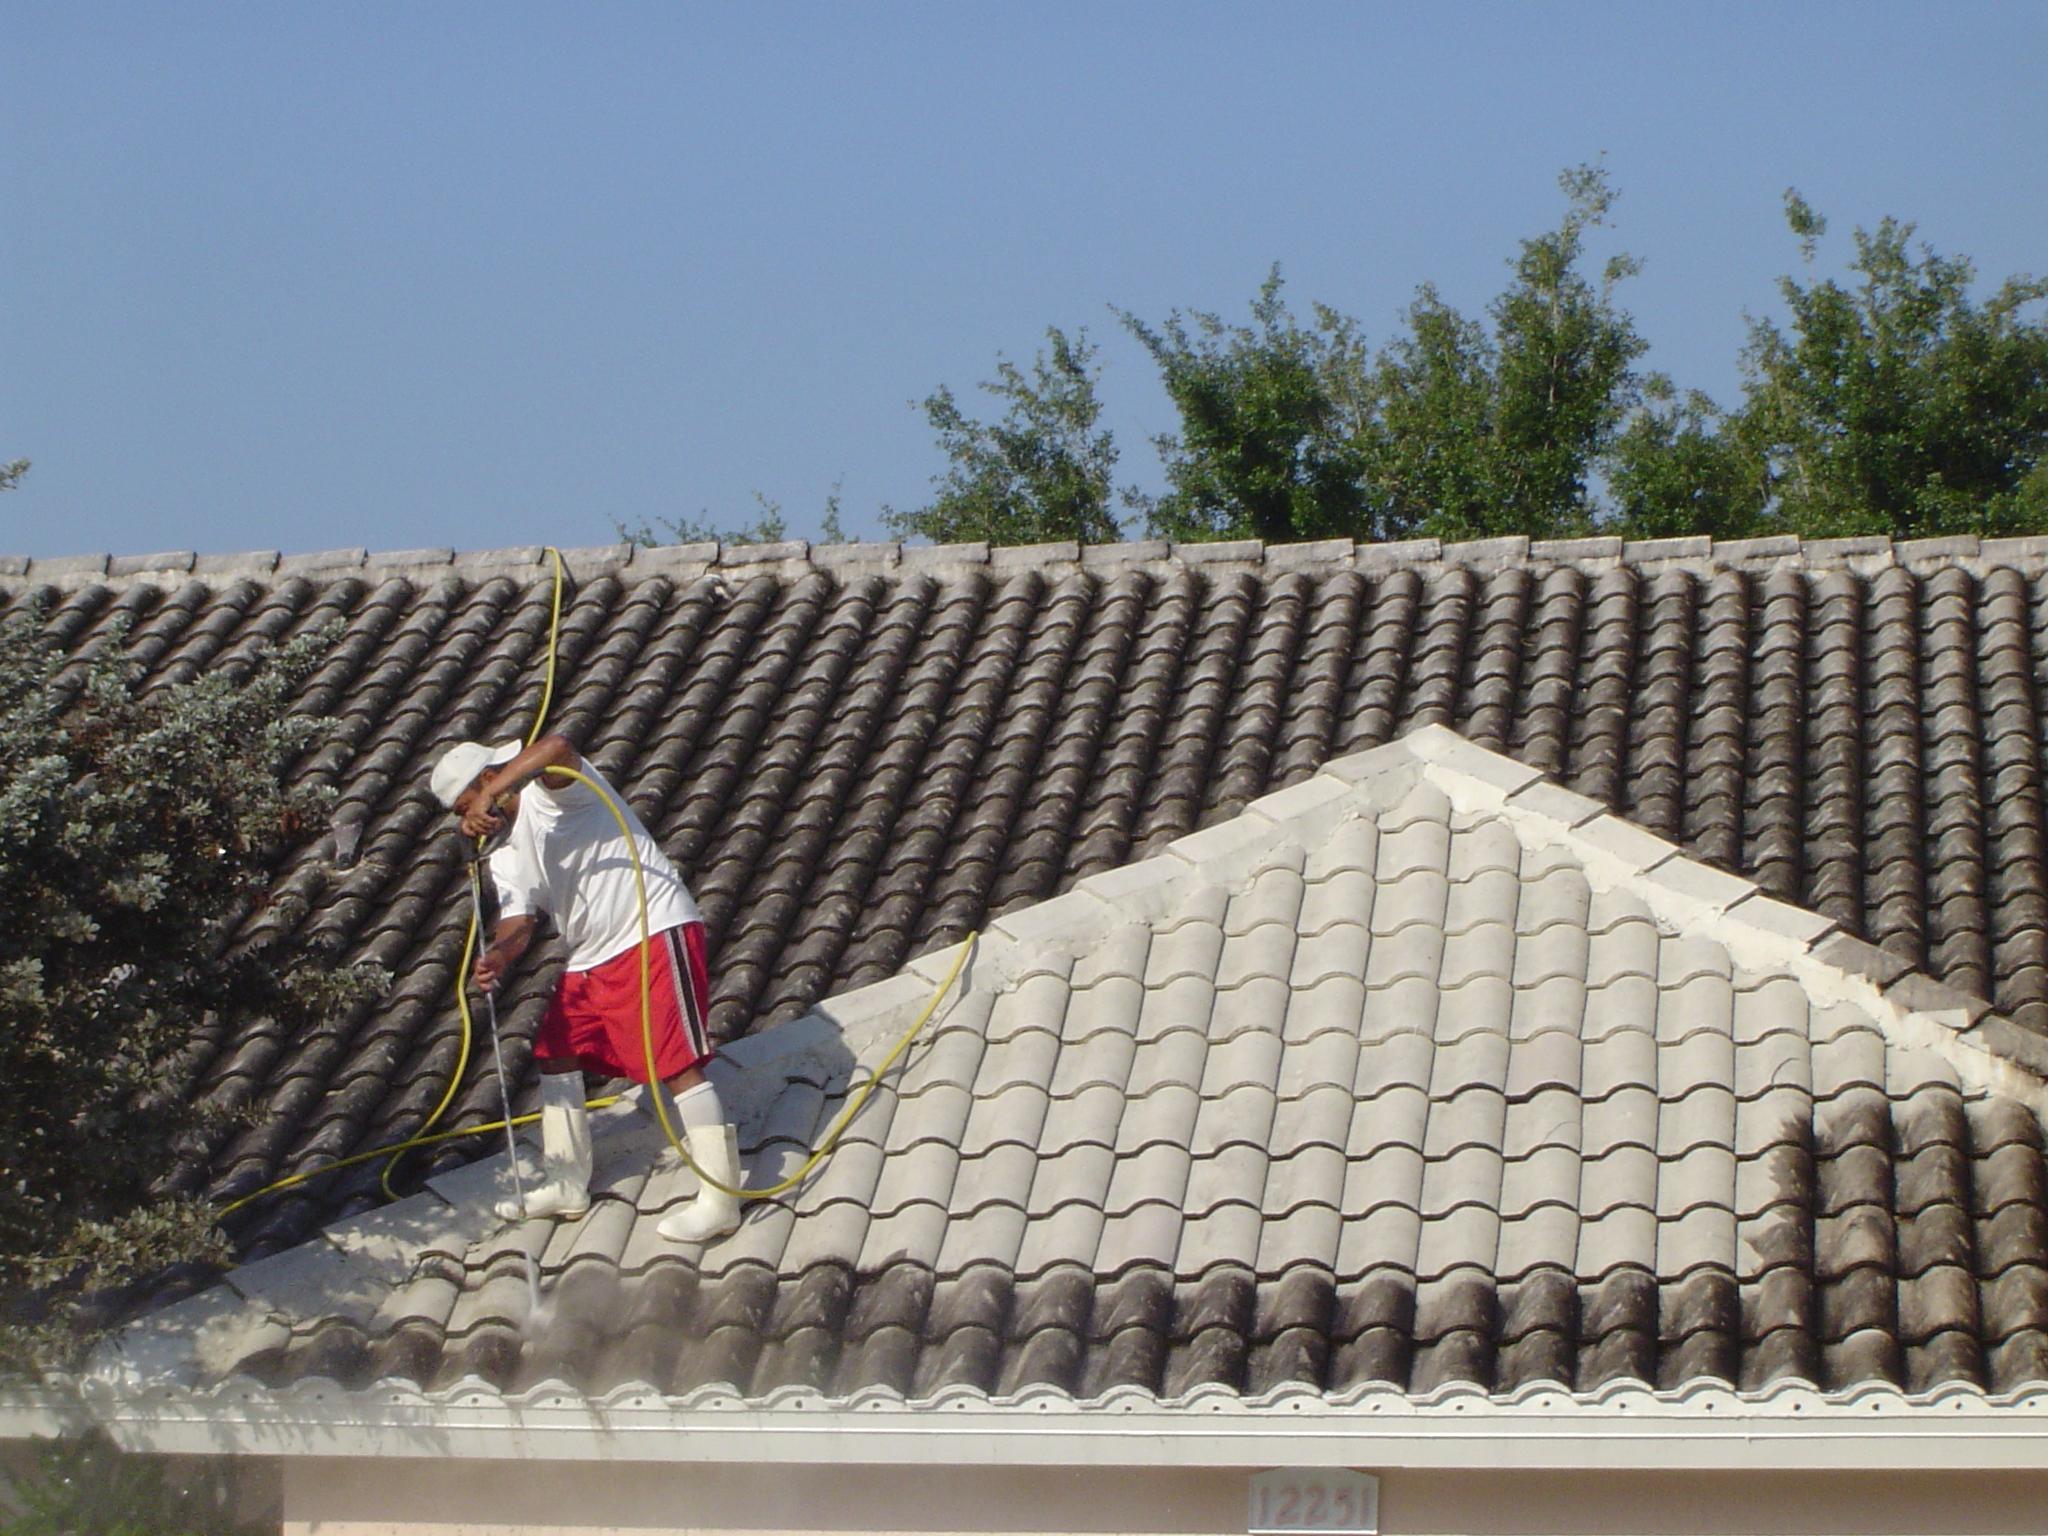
[657,1124,742,1244]
[495,1072,592,1221]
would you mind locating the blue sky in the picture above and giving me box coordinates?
[5,3,2045,558]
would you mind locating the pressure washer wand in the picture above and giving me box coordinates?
[467,861,544,1317]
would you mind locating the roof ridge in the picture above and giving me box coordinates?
[10,529,2048,589]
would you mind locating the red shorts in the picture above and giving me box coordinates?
[536,922,713,1082]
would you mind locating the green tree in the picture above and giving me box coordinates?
[1605,380,1764,540]
[619,482,848,548]
[887,327,1121,546]
[0,460,26,494]
[1120,271,1370,544]
[0,609,382,1368]
[1739,193,2048,536]
[1361,163,1649,541]
[0,1431,266,1536]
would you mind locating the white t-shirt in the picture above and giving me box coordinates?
[488,756,699,972]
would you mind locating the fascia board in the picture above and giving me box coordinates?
[56,1384,2048,1473]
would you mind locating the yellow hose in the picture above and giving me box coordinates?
[551,764,972,1199]
[225,545,970,1216]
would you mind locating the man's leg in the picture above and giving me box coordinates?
[495,1042,593,1222]
[654,927,743,1243]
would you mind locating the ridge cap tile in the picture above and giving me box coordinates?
[1171,537,1264,564]
[1355,536,1441,564]
[1528,534,1622,563]
[719,538,809,566]
[107,550,197,577]
[812,539,902,567]
[901,540,991,567]
[276,546,368,574]
[1622,535,1710,564]
[990,540,1079,568]
[1082,538,1168,566]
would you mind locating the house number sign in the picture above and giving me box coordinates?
[1247,1468,1379,1535]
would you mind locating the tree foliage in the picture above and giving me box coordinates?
[886,327,1121,546]
[909,170,2048,547]
[0,610,382,1367]
[1119,275,1370,544]
[1361,165,1648,541]
[0,1431,267,1536]
[1736,195,2048,536]
[620,483,848,548]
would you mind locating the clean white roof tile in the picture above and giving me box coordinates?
[1186,1083,1278,1157]
[1048,1026,1138,1098]
[1299,866,1376,936]
[1449,816,1524,881]
[1657,1144,1738,1220]
[1116,1083,1203,1154]
[1347,1084,1432,1158]
[1658,1084,1738,1157]
[1733,975,1811,1045]
[1361,974,1443,1041]
[1291,923,1371,986]
[1582,976,1660,1042]
[1370,872,1451,938]
[1144,918,1225,987]
[1276,1028,1361,1100]
[1255,1203,1343,1274]
[1182,1143,1269,1215]
[1015,1200,1108,1276]
[1035,1082,1127,1154]
[857,1200,949,1271]
[1512,923,1591,987]
[1104,1141,1193,1217]
[1304,815,1381,880]
[1441,923,1517,985]
[1414,1204,1503,1282]
[1505,1030,1583,1101]
[1420,1142,1505,1220]
[1659,1031,1738,1100]
[1094,1201,1186,1274]
[1175,1200,1266,1276]
[1495,1202,1582,1280]
[1225,864,1307,937]
[1199,1028,1286,1097]
[1283,974,1368,1042]
[1578,1143,1660,1219]
[1575,1203,1658,1280]
[1265,1143,1348,1216]
[869,1140,962,1217]
[1208,976,1292,1044]
[1069,923,1154,991]
[1334,1201,1423,1281]
[1499,1143,1582,1220]
[1503,1086,1583,1158]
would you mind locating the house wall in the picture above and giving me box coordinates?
[280,1459,2048,1536]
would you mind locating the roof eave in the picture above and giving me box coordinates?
[17,1379,2048,1472]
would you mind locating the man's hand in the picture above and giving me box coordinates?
[473,917,535,994]
[461,781,508,842]
[474,941,512,993]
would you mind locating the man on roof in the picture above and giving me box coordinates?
[429,733,742,1244]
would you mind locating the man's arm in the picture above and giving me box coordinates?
[460,733,579,839]
[474,915,537,994]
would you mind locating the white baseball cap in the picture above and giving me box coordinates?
[430,739,521,809]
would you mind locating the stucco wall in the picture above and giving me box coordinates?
[281,1459,2048,1536]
